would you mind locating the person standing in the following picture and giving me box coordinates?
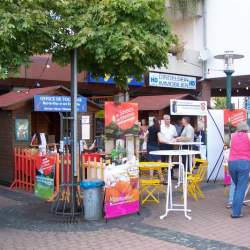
[139,119,148,151]
[159,114,177,179]
[176,117,194,142]
[176,117,194,171]
[146,118,161,162]
[228,122,250,218]
[175,119,184,137]
[160,114,177,148]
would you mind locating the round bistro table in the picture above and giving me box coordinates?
[150,150,201,220]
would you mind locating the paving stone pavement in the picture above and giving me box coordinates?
[0,184,249,250]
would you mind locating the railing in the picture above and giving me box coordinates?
[11,148,106,199]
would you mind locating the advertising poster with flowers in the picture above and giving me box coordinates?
[104,160,139,219]
[35,155,56,200]
[104,102,139,139]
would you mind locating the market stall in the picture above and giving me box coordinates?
[0,86,100,185]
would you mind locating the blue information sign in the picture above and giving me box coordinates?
[34,95,87,112]
[87,73,144,86]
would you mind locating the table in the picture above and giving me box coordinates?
[169,141,203,150]
[149,150,201,220]
[168,142,203,186]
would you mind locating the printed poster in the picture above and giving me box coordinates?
[35,155,56,200]
[170,99,207,116]
[15,118,29,141]
[224,109,247,147]
[105,102,139,139]
[104,161,139,219]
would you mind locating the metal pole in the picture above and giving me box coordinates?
[70,48,78,215]
[224,70,234,109]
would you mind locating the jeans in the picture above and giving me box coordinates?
[228,182,235,204]
[147,144,160,161]
[229,160,250,216]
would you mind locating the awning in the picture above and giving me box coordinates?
[0,85,101,110]
[130,94,194,111]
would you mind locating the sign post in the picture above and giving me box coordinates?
[70,48,78,217]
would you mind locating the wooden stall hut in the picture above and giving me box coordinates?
[0,86,100,184]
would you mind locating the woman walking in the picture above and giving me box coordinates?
[228,122,250,218]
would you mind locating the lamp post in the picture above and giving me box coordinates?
[214,51,244,109]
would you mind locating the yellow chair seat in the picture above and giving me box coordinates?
[139,162,172,205]
[140,180,161,186]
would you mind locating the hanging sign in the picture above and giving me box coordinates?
[82,115,90,140]
[104,161,139,219]
[149,72,196,89]
[35,155,56,200]
[34,95,87,112]
[170,99,207,116]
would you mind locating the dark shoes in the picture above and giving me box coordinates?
[231,214,243,219]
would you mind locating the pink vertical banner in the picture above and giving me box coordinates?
[104,162,139,219]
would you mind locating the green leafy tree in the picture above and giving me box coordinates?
[1,0,175,91]
[49,0,175,91]
[213,97,227,109]
[0,1,55,78]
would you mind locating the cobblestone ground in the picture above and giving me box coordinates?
[0,184,249,250]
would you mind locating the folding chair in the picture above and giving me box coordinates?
[187,160,208,201]
[139,162,171,205]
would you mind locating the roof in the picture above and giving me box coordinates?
[0,85,101,110]
[130,94,193,111]
[18,55,87,82]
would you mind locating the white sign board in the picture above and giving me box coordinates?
[149,72,196,90]
[170,99,207,116]
[82,115,90,140]
[148,116,154,126]
[207,110,224,181]
[82,116,90,124]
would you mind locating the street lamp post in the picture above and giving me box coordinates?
[214,51,244,109]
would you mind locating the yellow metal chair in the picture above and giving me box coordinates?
[139,162,171,205]
[187,159,208,201]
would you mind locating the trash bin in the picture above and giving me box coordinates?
[80,179,105,221]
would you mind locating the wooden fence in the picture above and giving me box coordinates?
[11,148,106,199]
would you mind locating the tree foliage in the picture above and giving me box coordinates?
[0,0,176,91]
[0,0,55,78]
[213,97,227,109]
